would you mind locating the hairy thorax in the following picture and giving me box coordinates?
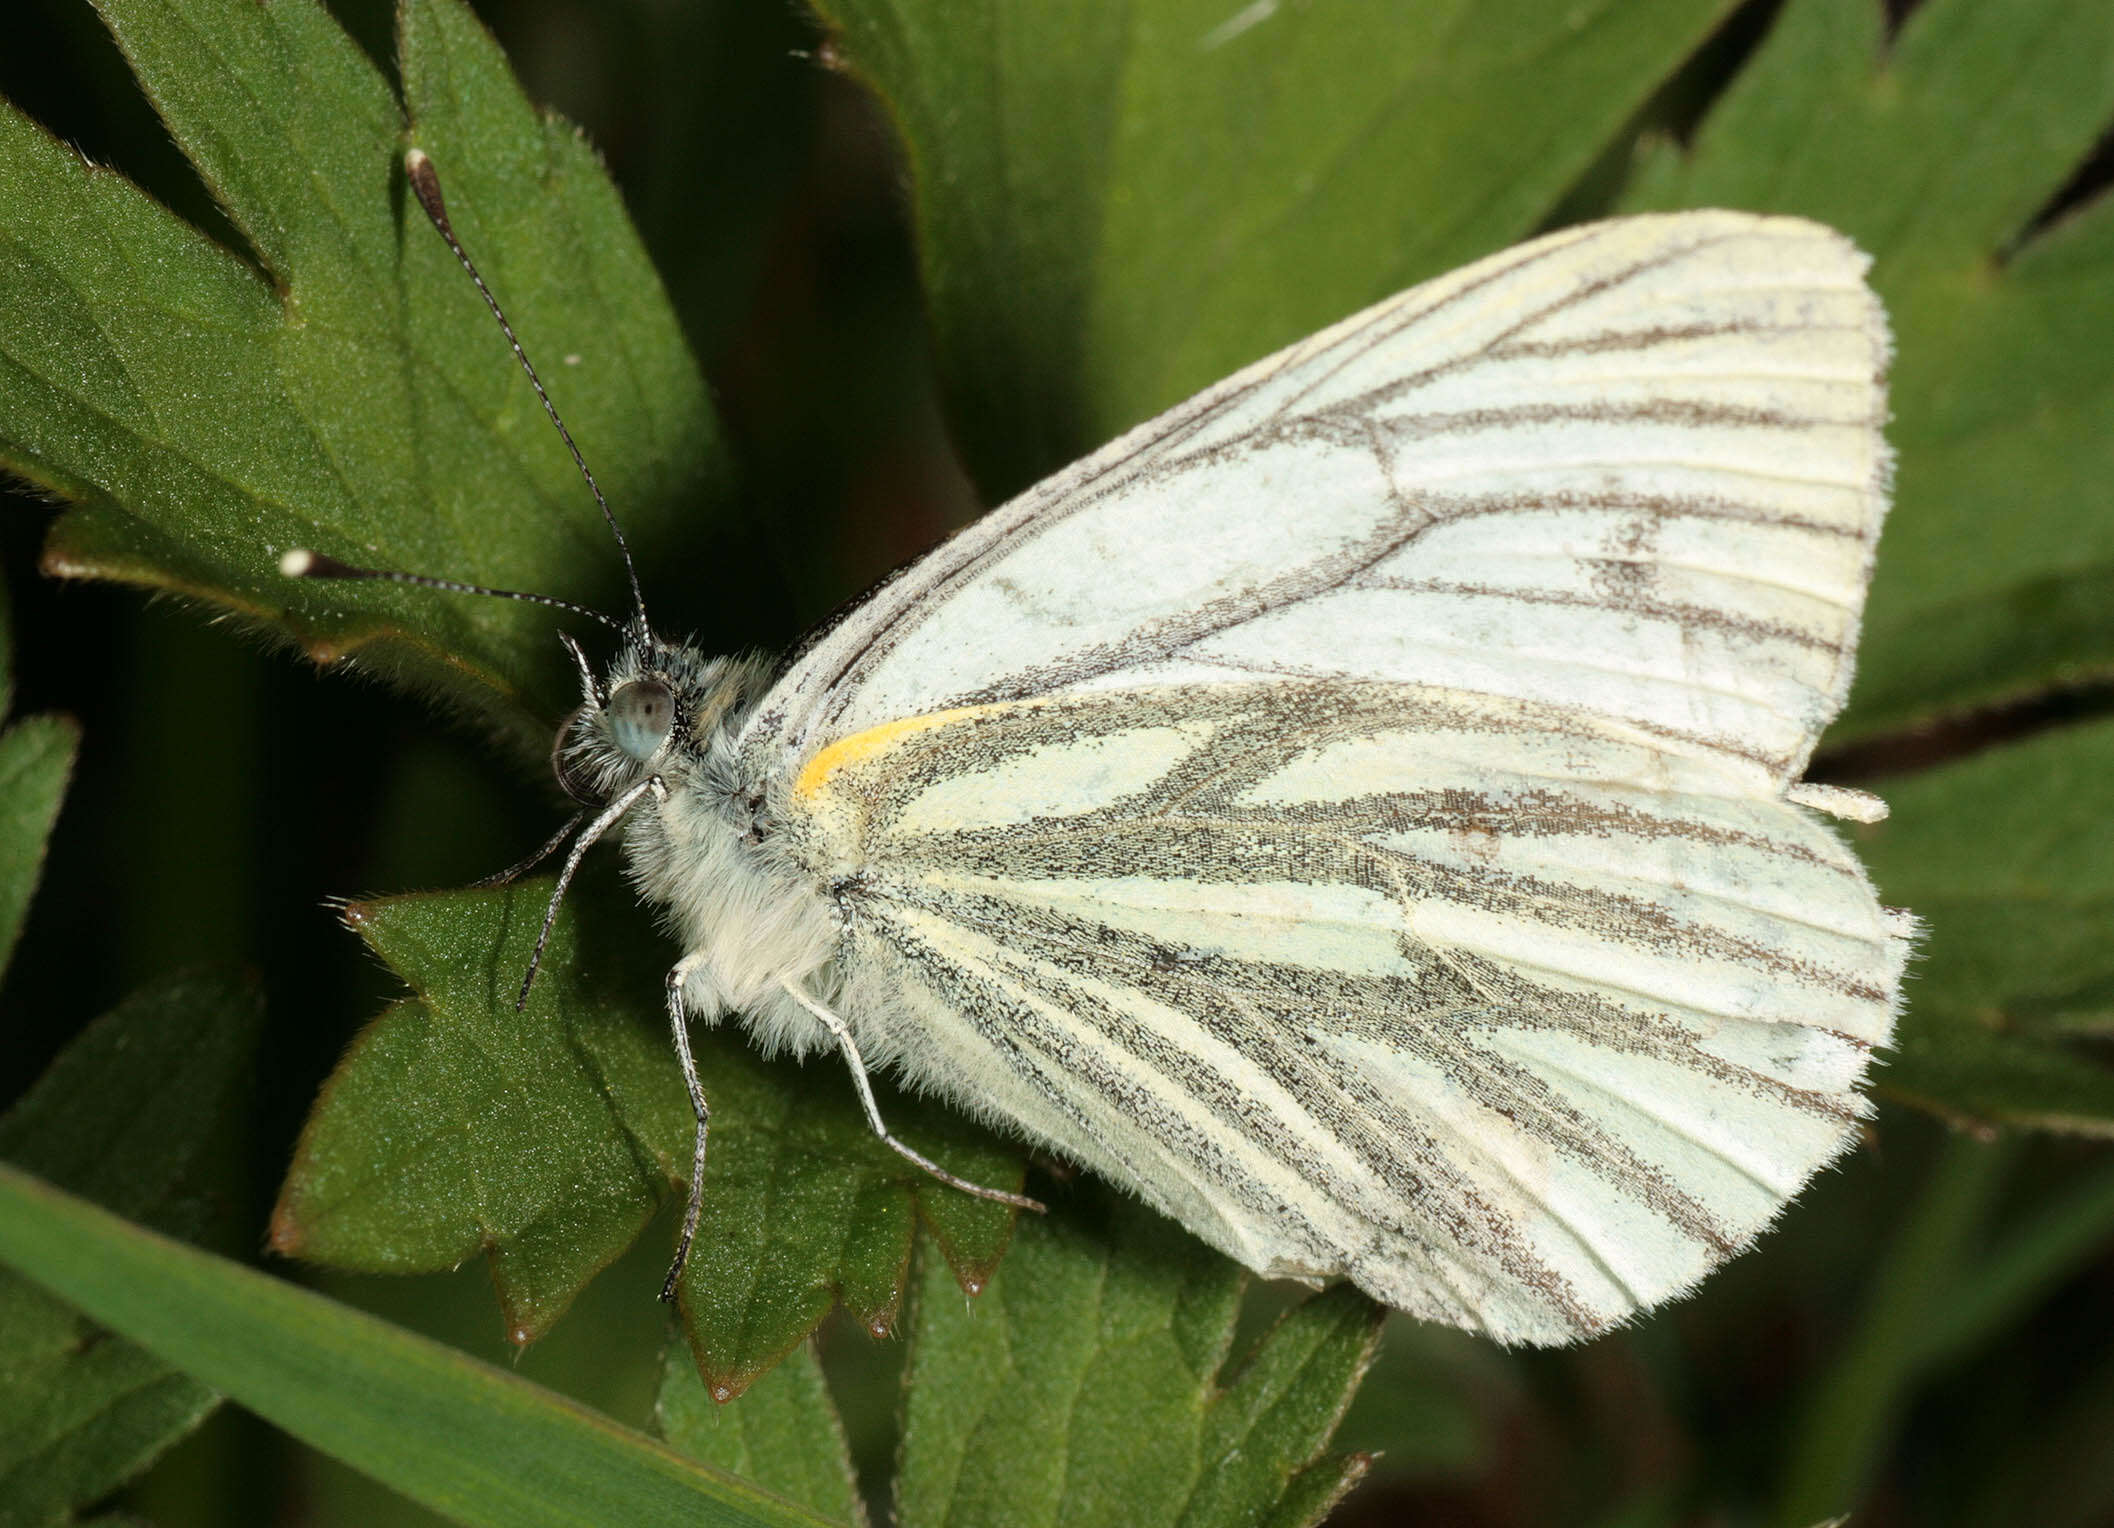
[609,658,843,1058]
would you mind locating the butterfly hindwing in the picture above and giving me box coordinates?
[789,683,1905,1342]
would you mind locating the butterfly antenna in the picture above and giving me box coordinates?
[277,548,621,630]
[402,146,649,631]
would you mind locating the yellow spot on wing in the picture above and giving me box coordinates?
[793,705,996,802]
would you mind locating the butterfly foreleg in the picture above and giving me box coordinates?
[659,950,712,1303]
[777,979,1044,1213]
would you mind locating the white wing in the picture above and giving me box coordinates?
[744,211,1892,795]
[747,211,1906,1342]
[791,685,1908,1344]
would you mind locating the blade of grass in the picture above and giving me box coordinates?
[0,1162,837,1528]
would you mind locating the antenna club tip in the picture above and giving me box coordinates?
[281,548,365,580]
[404,148,448,226]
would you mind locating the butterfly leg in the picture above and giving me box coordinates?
[778,980,1044,1213]
[660,951,711,1303]
[467,810,584,888]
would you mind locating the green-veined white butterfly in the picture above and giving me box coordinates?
[290,149,1910,1345]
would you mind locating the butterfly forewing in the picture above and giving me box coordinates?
[745,212,1891,794]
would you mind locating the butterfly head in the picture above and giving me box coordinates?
[550,625,761,811]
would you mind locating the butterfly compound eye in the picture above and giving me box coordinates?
[608,679,674,761]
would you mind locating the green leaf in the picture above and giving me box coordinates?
[0,715,76,983]
[0,568,77,985]
[0,970,261,1524]
[810,0,1741,497]
[1619,0,2114,738]
[656,1337,866,1527]
[0,971,262,1230]
[1859,715,2114,1133]
[270,882,1023,1399]
[0,1162,841,1528]
[0,0,718,751]
[894,1184,1380,1528]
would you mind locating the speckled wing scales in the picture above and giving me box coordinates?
[744,211,1893,796]
[755,211,1905,1342]
[794,685,1907,1343]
